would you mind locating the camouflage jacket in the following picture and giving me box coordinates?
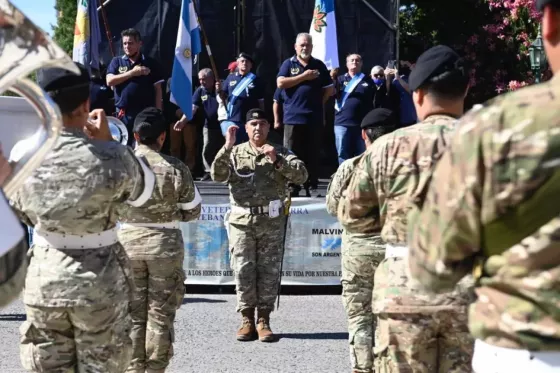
[327,155,385,256]
[117,145,201,260]
[408,76,560,350]
[211,141,308,224]
[10,128,149,307]
[339,114,473,313]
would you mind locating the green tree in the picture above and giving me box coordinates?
[53,0,77,55]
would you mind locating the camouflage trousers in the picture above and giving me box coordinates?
[126,258,185,373]
[227,214,286,312]
[374,311,474,373]
[341,251,385,373]
[20,302,132,373]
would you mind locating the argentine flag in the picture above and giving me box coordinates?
[309,0,339,70]
[170,0,202,121]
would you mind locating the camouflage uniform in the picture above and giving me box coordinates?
[10,128,153,372]
[117,144,201,373]
[211,141,307,334]
[339,115,475,373]
[327,156,385,373]
[407,76,560,368]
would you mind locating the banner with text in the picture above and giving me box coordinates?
[182,198,343,285]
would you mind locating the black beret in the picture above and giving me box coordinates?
[237,52,254,64]
[133,107,166,137]
[360,108,396,129]
[246,108,267,123]
[409,45,464,91]
[536,0,560,10]
[37,62,90,94]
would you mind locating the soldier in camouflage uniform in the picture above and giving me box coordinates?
[339,45,475,373]
[326,109,395,373]
[407,2,560,371]
[211,108,308,342]
[117,107,202,373]
[9,63,156,372]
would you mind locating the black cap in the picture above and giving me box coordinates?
[37,62,90,94]
[360,108,396,129]
[246,108,267,123]
[409,45,464,91]
[536,0,560,10]
[237,52,254,64]
[133,107,167,139]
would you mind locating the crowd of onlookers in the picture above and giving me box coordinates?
[90,28,418,194]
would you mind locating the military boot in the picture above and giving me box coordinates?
[236,308,256,341]
[256,309,275,342]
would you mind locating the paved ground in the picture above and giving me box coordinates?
[0,293,349,373]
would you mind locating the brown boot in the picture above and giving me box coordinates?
[236,308,256,341]
[256,309,275,342]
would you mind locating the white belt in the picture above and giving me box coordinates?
[119,222,180,230]
[473,339,560,373]
[32,228,118,249]
[385,244,409,258]
[230,199,282,215]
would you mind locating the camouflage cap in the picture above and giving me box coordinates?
[409,45,464,91]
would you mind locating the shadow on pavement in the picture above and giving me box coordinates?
[0,314,26,321]
[277,332,348,340]
[182,297,228,304]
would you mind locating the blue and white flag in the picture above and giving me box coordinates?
[309,0,339,70]
[72,0,102,73]
[170,0,202,121]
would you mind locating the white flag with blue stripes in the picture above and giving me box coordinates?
[170,0,202,121]
[309,0,339,70]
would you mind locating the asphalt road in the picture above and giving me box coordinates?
[0,292,349,373]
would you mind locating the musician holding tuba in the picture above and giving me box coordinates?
[1,1,158,371]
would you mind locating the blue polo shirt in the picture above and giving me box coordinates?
[273,88,284,103]
[334,73,374,127]
[193,86,219,129]
[107,54,164,114]
[221,71,263,124]
[277,56,332,125]
[392,75,417,124]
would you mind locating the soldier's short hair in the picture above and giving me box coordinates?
[133,107,167,145]
[121,28,141,42]
[365,125,394,143]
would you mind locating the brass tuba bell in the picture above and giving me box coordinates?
[0,0,79,199]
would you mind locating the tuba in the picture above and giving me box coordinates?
[0,0,79,200]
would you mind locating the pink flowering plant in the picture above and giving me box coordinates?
[399,0,548,105]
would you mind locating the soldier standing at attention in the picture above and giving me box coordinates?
[339,45,475,372]
[211,108,308,342]
[116,107,202,373]
[407,1,560,372]
[326,108,395,373]
[9,63,156,372]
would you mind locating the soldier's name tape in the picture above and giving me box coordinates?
[119,221,181,230]
[32,228,118,249]
[385,244,409,258]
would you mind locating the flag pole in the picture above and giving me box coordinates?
[98,0,115,57]
[192,0,219,79]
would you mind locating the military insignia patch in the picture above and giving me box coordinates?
[362,82,369,86]
[201,95,208,101]
[183,48,192,59]
[252,112,259,118]
[344,81,349,86]
[230,80,237,86]
[290,67,300,75]
[118,66,128,73]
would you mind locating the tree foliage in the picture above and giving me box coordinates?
[53,0,77,55]
[399,0,545,105]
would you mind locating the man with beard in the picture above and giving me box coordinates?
[106,28,165,145]
[211,109,307,342]
[277,33,334,197]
